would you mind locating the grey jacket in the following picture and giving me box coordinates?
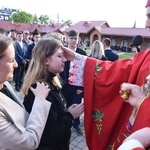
[0,81,51,150]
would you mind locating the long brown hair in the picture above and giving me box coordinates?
[22,37,62,94]
[0,35,12,59]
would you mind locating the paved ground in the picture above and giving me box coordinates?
[69,114,88,150]
[11,80,88,150]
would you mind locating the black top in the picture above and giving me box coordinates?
[101,55,108,60]
[0,85,22,107]
[0,85,12,98]
[105,49,119,62]
[23,73,73,150]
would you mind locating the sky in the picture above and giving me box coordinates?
[0,0,148,28]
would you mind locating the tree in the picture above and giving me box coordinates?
[32,14,39,23]
[65,19,72,26]
[38,14,50,24]
[8,11,33,23]
[8,10,72,26]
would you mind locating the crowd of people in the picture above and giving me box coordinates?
[0,0,150,149]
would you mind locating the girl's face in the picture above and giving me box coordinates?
[0,44,18,84]
[45,47,66,74]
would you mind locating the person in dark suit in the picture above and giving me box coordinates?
[14,31,28,91]
[102,37,119,62]
[60,29,87,135]
[25,32,41,69]
[22,30,33,46]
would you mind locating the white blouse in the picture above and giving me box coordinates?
[68,53,87,87]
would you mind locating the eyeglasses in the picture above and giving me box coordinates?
[35,36,40,38]
[25,33,29,35]
[69,37,78,40]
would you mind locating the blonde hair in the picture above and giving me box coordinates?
[43,32,63,42]
[89,40,105,59]
[22,37,62,95]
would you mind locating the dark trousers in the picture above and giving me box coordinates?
[61,84,83,127]
[14,64,25,88]
[72,92,82,127]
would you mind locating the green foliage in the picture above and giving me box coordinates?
[8,10,72,25]
[65,19,72,25]
[32,14,39,23]
[8,11,33,23]
[38,14,50,24]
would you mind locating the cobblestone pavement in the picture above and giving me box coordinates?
[11,80,88,150]
[69,114,88,150]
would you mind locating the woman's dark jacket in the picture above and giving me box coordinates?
[23,73,74,150]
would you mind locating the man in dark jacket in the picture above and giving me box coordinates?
[60,29,87,135]
[14,31,27,91]
[25,32,41,69]
[103,37,119,62]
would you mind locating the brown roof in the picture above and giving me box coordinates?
[1,20,149,38]
[101,27,150,38]
[64,20,150,38]
[0,20,69,33]
[65,21,109,33]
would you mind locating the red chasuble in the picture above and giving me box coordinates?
[83,50,150,149]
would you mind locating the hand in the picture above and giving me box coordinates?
[61,46,75,61]
[123,127,150,149]
[67,103,84,119]
[76,89,83,95]
[120,83,146,108]
[30,82,50,99]
[22,60,27,64]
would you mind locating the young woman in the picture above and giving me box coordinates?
[0,35,51,150]
[22,37,84,150]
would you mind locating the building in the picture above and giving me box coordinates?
[0,20,69,35]
[0,19,149,51]
[64,21,150,51]
[0,7,19,21]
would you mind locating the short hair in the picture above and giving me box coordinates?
[17,31,23,35]
[68,29,79,36]
[0,28,5,34]
[11,29,17,33]
[33,31,41,37]
[23,30,30,34]
[103,38,111,46]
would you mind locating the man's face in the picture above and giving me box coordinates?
[11,32,16,38]
[145,6,150,30]
[17,34,23,42]
[33,34,41,43]
[67,35,78,50]
[23,31,30,39]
